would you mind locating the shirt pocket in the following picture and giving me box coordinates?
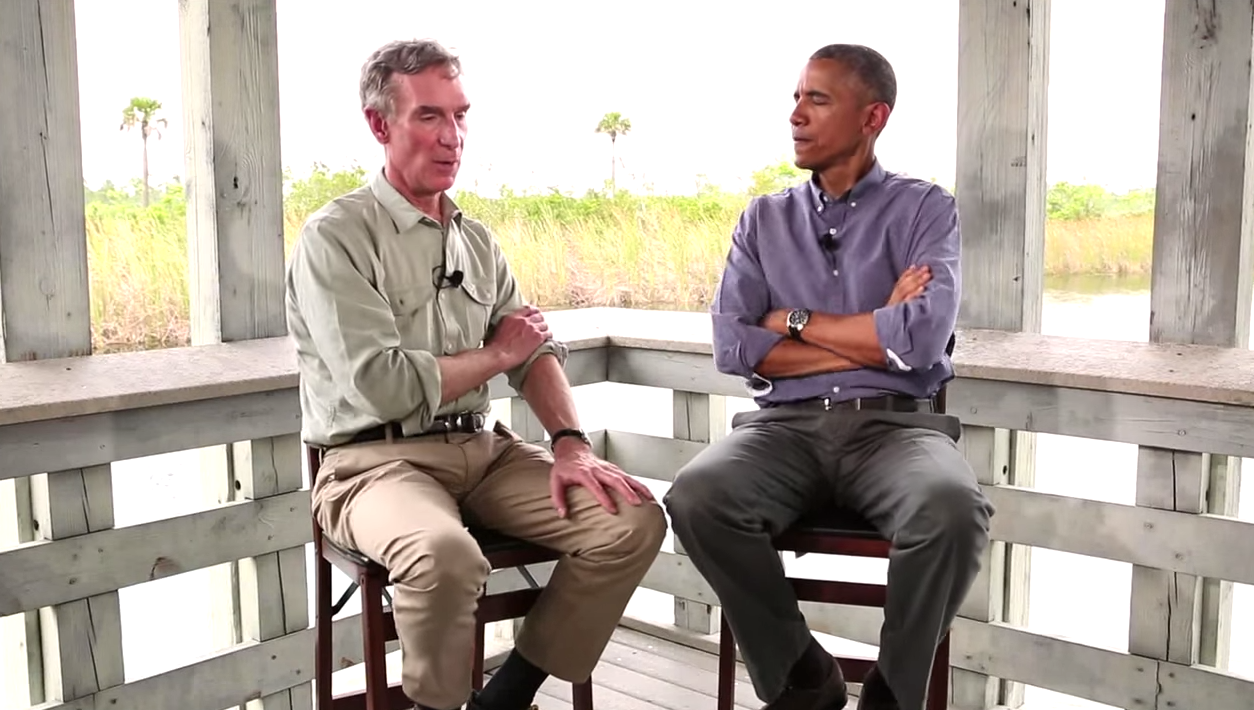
[452,277,497,347]
[384,282,437,348]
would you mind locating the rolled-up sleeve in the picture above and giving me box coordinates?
[871,188,961,371]
[711,202,785,379]
[287,215,444,427]
[485,234,569,392]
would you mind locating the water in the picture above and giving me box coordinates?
[105,277,1253,709]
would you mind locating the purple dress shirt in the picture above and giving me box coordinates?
[710,160,960,405]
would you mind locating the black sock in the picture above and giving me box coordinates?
[788,636,832,688]
[474,649,550,710]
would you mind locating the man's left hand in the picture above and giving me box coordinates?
[548,443,655,518]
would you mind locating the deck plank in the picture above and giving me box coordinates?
[490,626,758,710]
[494,626,869,710]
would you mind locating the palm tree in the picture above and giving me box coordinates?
[595,112,632,195]
[120,97,167,207]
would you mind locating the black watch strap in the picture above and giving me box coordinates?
[550,428,590,447]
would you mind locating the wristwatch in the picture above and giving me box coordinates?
[550,428,591,448]
[786,308,811,340]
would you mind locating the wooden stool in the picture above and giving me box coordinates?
[309,446,594,710]
[715,507,951,710]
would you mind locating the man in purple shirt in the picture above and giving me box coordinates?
[664,45,994,710]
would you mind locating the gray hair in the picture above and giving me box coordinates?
[359,39,461,117]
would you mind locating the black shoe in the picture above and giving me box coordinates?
[856,665,898,710]
[762,657,848,710]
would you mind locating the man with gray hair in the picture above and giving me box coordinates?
[664,44,994,710]
[285,38,666,710]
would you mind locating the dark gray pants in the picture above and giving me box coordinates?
[663,404,993,710]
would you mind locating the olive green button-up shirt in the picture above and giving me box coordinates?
[285,168,567,447]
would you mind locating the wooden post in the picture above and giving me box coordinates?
[178,2,307,709]
[672,391,726,633]
[0,0,125,706]
[1129,0,1254,675]
[953,0,1049,707]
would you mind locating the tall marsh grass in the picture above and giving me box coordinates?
[82,169,1156,352]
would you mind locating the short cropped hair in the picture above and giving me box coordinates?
[810,44,897,110]
[360,39,461,117]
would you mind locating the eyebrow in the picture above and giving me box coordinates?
[416,104,471,114]
[794,89,829,101]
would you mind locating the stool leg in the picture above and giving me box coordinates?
[718,613,736,710]
[926,632,951,710]
[572,678,594,710]
[315,538,333,709]
[472,616,486,691]
[361,572,390,710]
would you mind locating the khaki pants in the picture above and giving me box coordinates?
[312,421,667,710]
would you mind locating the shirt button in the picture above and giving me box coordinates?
[832,386,841,393]
[850,201,857,207]
[832,269,839,276]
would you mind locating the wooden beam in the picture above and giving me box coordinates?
[955,0,1049,335]
[943,0,1051,704]
[0,0,91,363]
[0,490,311,616]
[954,426,1010,709]
[1131,0,1254,677]
[31,612,398,710]
[179,0,286,346]
[0,389,302,481]
[602,430,1254,584]
[670,390,725,634]
[947,377,1254,458]
[0,1,123,706]
[179,1,304,707]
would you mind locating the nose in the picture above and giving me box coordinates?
[790,104,805,127]
[437,120,462,148]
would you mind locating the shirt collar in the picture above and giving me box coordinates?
[369,167,462,232]
[807,159,886,210]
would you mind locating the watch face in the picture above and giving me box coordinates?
[789,309,809,329]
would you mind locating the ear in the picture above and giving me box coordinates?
[364,107,390,144]
[864,103,891,136]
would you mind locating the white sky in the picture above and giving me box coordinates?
[75,0,1167,195]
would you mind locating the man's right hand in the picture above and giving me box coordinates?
[486,305,552,369]
[887,265,931,306]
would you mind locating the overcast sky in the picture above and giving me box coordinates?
[76,0,1167,195]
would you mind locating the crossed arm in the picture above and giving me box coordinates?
[711,192,960,381]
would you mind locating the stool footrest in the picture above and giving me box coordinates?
[790,577,888,608]
[330,681,410,710]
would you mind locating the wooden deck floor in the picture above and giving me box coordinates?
[518,626,863,710]
[332,623,869,709]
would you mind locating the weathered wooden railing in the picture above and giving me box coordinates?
[2,307,1253,710]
